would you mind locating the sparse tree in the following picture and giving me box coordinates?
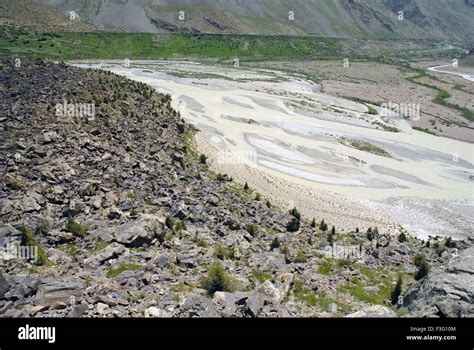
[319,219,328,232]
[289,207,301,221]
[270,236,280,251]
[398,231,407,243]
[414,254,430,280]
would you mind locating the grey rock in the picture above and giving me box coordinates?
[175,295,220,317]
[212,291,247,317]
[403,246,474,317]
[36,278,84,306]
[4,275,40,300]
[156,256,169,269]
[328,303,338,313]
[176,254,195,268]
[256,273,293,305]
[245,291,265,317]
[114,215,163,247]
[250,253,288,273]
[0,274,9,298]
[67,304,89,317]
[86,242,125,264]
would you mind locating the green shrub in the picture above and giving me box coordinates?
[199,154,207,164]
[246,223,259,236]
[319,219,328,232]
[175,220,187,232]
[106,263,141,278]
[289,207,301,221]
[444,236,457,248]
[310,218,316,228]
[194,238,208,248]
[281,245,291,261]
[270,236,280,250]
[414,254,430,280]
[36,219,50,235]
[201,262,236,295]
[255,193,261,201]
[367,106,378,115]
[318,259,333,275]
[65,218,87,237]
[214,244,234,260]
[294,250,308,263]
[250,270,273,283]
[398,231,408,243]
[165,214,175,230]
[130,208,138,217]
[337,259,351,267]
[22,224,49,266]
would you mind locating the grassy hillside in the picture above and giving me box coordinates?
[0,25,467,62]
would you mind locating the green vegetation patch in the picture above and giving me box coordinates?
[342,138,392,158]
[106,263,141,278]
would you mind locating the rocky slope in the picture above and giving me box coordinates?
[37,0,474,42]
[0,58,470,318]
[0,0,93,32]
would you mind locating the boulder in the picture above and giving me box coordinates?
[86,243,126,265]
[256,273,293,305]
[97,302,109,315]
[250,253,288,273]
[245,291,265,317]
[403,246,474,317]
[212,291,248,317]
[145,306,163,318]
[175,295,220,317]
[176,254,195,268]
[114,215,164,247]
[3,275,40,300]
[36,278,84,307]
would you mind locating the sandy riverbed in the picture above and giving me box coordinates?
[73,60,474,240]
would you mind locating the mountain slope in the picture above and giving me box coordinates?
[0,0,93,32]
[36,0,474,42]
